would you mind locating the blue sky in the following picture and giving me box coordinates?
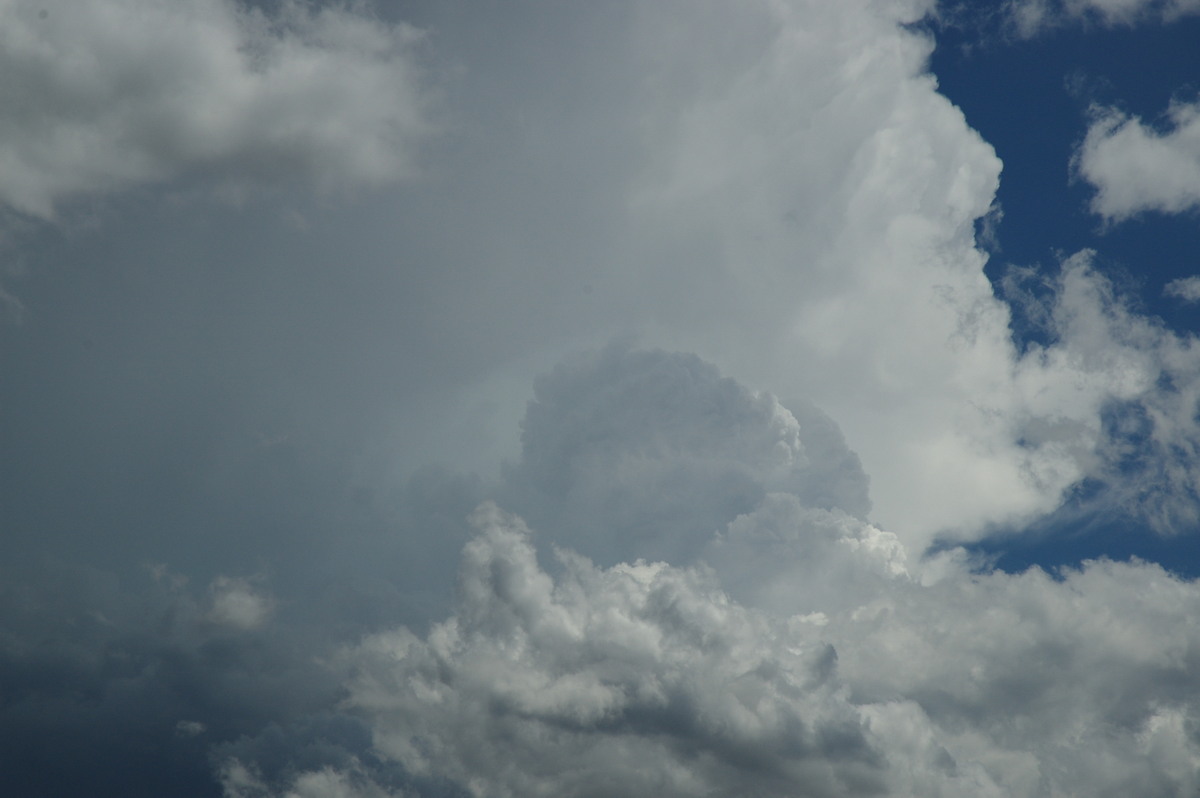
[3,1,1200,796]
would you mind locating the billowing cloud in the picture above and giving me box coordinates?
[1074,100,1200,221]
[500,345,870,566]
[208,348,1200,796]
[0,0,429,218]
[339,502,892,798]
[323,500,1200,798]
[5,0,1200,795]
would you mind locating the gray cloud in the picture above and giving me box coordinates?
[0,560,340,797]
[339,502,887,798]
[326,499,1200,798]
[500,345,870,566]
[0,0,430,218]
[4,0,1200,795]
[217,349,1200,797]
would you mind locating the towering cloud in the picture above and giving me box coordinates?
[209,349,1200,797]
[3,1,1200,796]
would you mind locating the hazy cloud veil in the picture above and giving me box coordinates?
[3,1,1200,797]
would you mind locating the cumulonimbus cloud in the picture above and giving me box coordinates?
[213,348,1200,797]
[0,0,430,218]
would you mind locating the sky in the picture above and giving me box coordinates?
[2,0,1200,795]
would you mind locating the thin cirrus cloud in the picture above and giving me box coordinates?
[0,0,429,218]
[1005,0,1200,34]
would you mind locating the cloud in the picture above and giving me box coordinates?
[208,575,276,630]
[1011,253,1200,533]
[322,500,1200,798]
[500,345,870,566]
[1075,100,1200,221]
[0,559,340,798]
[8,0,1200,793]
[218,759,403,798]
[1165,276,1200,302]
[338,502,890,798]
[1003,0,1200,34]
[0,0,430,218]
[212,347,1200,796]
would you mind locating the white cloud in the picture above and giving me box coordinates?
[580,0,1200,546]
[1165,276,1200,302]
[0,0,429,218]
[331,501,1200,798]
[1004,0,1200,34]
[1075,101,1200,221]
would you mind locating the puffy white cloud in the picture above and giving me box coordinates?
[1075,101,1200,221]
[0,0,429,218]
[609,0,1068,544]
[332,501,1200,798]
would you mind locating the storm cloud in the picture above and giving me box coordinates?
[3,0,1200,796]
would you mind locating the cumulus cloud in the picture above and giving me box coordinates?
[500,345,870,566]
[0,0,429,218]
[10,0,1200,794]
[1075,100,1200,221]
[324,500,1200,798]
[208,347,1200,796]
[340,502,889,798]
